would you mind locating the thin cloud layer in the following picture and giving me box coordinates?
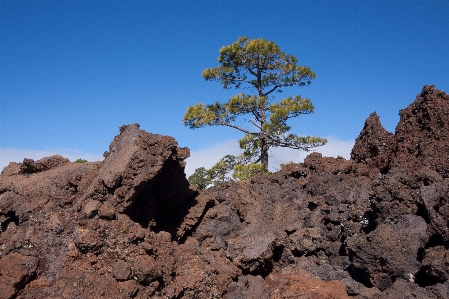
[185,137,355,177]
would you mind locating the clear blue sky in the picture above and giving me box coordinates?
[1,1,448,171]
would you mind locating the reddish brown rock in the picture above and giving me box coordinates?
[377,279,449,299]
[304,152,353,175]
[0,162,21,176]
[1,85,449,298]
[226,269,353,299]
[418,177,449,239]
[112,260,131,281]
[392,85,449,177]
[421,246,449,285]
[346,215,428,290]
[0,253,38,297]
[1,124,233,299]
[265,268,350,299]
[225,275,269,299]
[1,155,70,176]
[351,112,395,173]
[80,123,194,227]
[166,244,241,298]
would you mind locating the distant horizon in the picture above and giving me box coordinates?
[1,1,448,176]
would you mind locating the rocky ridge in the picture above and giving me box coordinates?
[0,85,448,298]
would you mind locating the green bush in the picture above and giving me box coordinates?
[188,156,269,190]
[73,158,88,163]
[232,163,266,181]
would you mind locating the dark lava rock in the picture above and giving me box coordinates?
[346,215,428,291]
[392,85,449,177]
[351,112,395,173]
[1,154,70,176]
[80,123,194,225]
[0,124,238,299]
[225,275,269,299]
[1,85,449,298]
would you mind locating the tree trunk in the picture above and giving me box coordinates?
[257,77,269,171]
[260,134,269,171]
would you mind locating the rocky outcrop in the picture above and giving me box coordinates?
[392,85,449,177]
[1,85,448,298]
[0,124,235,299]
[1,154,70,176]
[351,85,449,178]
[79,123,194,225]
[350,112,395,173]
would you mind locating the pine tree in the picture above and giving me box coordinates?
[184,36,327,174]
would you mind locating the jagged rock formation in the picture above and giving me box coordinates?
[392,85,449,177]
[0,86,448,298]
[350,112,395,173]
[0,124,237,299]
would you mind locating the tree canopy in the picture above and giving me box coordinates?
[184,36,327,187]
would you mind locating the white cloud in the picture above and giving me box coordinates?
[185,137,355,177]
[0,148,104,171]
[185,140,243,177]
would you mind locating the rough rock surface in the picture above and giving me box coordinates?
[1,155,70,176]
[1,86,448,298]
[350,112,395,173]
[392,85,449,177]
[0,124,235,299]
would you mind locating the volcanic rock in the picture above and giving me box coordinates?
[1,85,449,298]
[350,112,395,173]
[225,275,269,299]
[265,268,350,299]
[1,154,70,176]
[392,85,449,177]
[346,215,428,290]
[80,123,194,224]
[0,124,237,299]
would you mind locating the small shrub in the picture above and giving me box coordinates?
[232,163,267,181]
[74,158,88,163]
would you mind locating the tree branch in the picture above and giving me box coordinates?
[266,134,325,151]
[217,121,257,135]
[251,108,262,122]
[241,52,258,78]
[263,85,280,97]
[221,76,252,84]
[249,120,262,130]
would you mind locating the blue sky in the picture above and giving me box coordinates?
[1,1,448,175]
